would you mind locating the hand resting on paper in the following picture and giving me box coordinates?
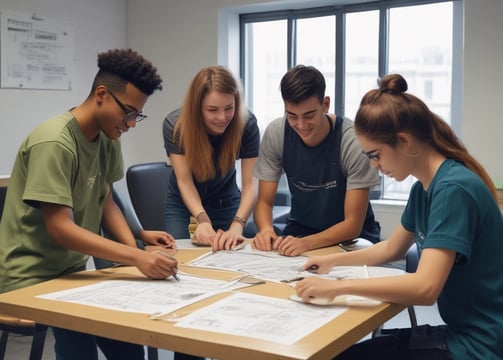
[192,225,245,251]
[293,277,380,307]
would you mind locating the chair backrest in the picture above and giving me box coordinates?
[93,188,132,270]
[0,186,7,221]
[405,243,419,273]
[126,162,172,231]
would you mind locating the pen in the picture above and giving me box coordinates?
[306,264,319,273]
[280,276,305,283]
[154,251,180,281]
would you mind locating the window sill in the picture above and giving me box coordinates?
[371,199,407,207]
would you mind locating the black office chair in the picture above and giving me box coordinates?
[0,184,49,360]
[404,243,419,325]
[126,162,172,231]
[0,186,6,220]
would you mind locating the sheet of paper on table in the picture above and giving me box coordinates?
[174,292,347,345]
[37,273,250,315]
[188,245,309,282]
[188,246,404,283]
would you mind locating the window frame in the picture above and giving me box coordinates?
[238,0,462,200]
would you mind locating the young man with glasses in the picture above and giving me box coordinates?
[0,49,178,359]
[253,65,381,256]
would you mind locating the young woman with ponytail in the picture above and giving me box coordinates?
[295,74,503,360]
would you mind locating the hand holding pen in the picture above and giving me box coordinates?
[302,255,333,274]
[152,250,180,281]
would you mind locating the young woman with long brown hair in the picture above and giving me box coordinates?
[162,66,259,251]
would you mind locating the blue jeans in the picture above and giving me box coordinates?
[51,327,144,360]
[164,191,239,239]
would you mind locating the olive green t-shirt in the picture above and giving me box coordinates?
[0,112,123,292]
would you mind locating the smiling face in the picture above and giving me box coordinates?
[284,96,330,147]
[201,91,236,136]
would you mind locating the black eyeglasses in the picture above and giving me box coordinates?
[362,150,380,161]
[108,89,147,124]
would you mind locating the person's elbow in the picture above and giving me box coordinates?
[347,224,363,239]
[344,217,366,239]
[414,289,440,306]
[409,277,443,306]
[45,221,74,247]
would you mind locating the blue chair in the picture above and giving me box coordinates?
[0,184,49,360]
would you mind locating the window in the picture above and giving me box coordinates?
[240,0,460,200]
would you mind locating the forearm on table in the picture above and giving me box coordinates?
[303,218,364,248]
[329,240,397,267]
[44,207,143,264]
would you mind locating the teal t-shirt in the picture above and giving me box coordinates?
[0,112,123,293]
[402,160,503,360]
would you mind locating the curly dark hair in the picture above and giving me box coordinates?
[91,48,162,96]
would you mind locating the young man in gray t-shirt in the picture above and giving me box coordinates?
[253,65,381,256]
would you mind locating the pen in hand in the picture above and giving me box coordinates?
[154,251,180,281]
[306,264,319,273]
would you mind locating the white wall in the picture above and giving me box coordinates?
[122,0,259,170]
[0,0,127,175]
[462,0,503,187]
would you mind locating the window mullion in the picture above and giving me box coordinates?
[334,11,344,116]
[378,6,389,78]
[288,14,296,68]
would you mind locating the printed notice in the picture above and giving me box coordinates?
[0,10,74,89]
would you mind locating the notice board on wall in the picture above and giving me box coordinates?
[0,10,74,90]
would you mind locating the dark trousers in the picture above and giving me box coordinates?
[52,327,144,360]
[335,325,453,360]
[52,327,205,360]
